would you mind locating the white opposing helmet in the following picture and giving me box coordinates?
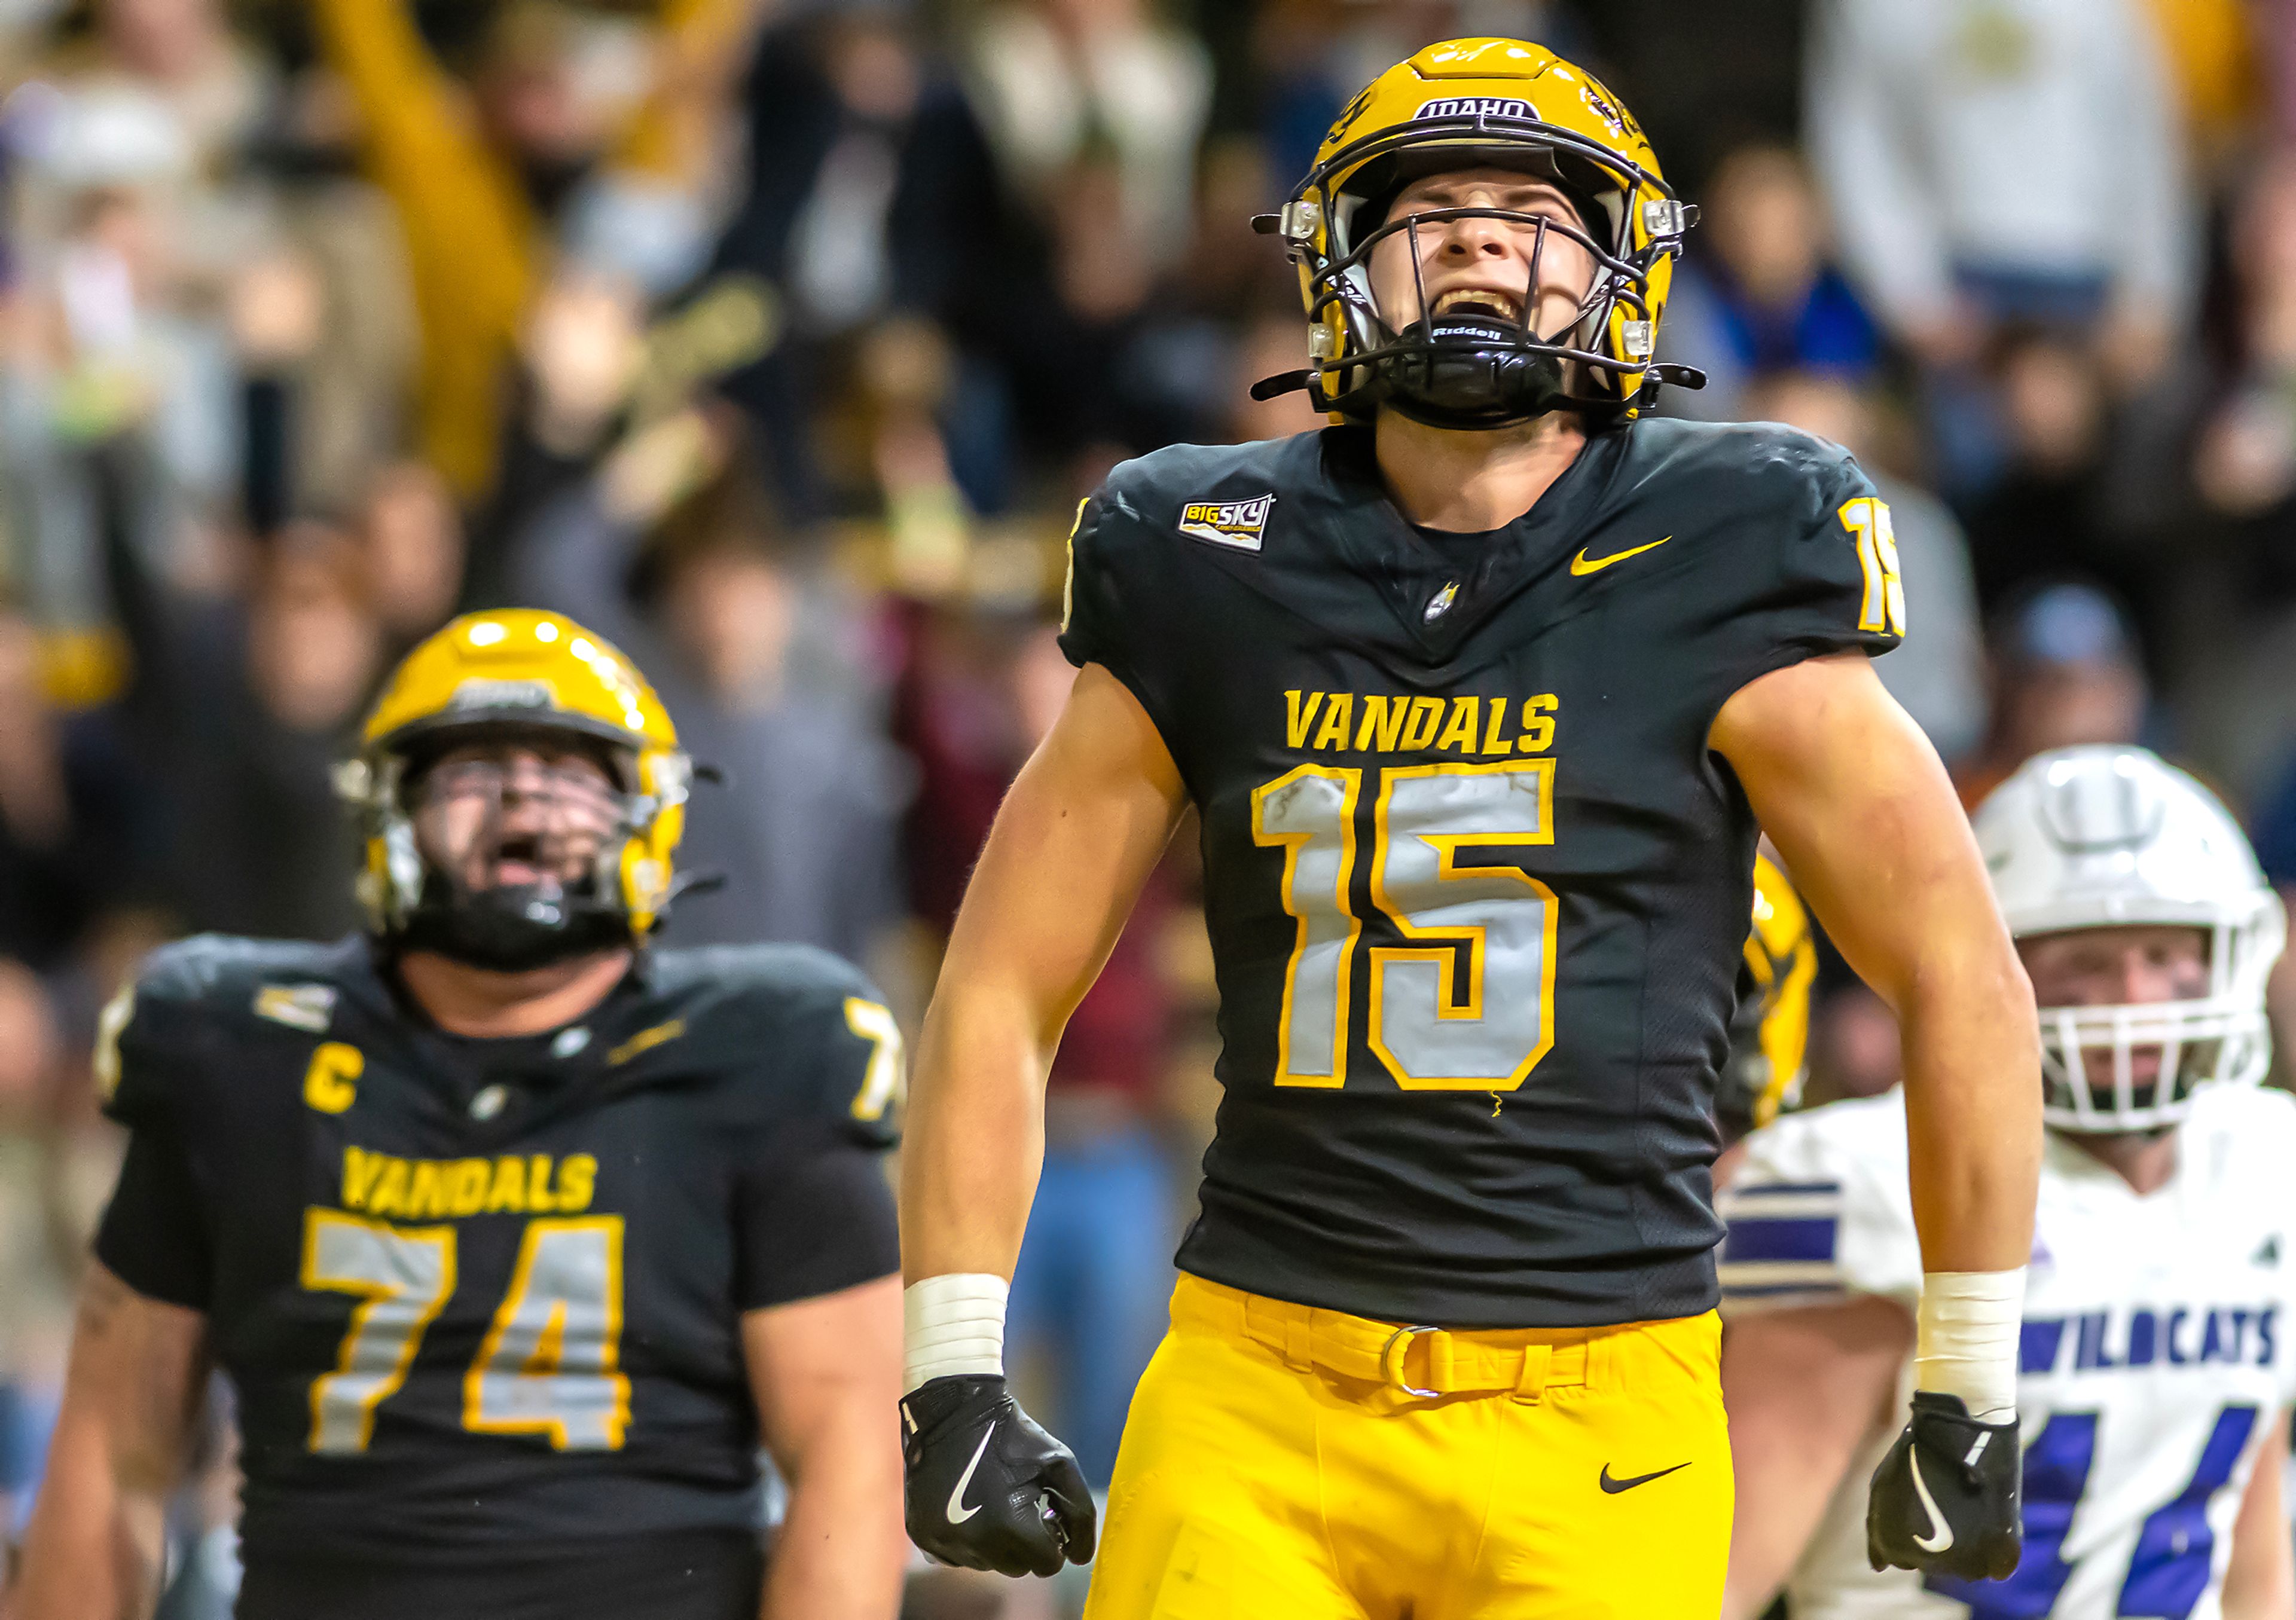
[1975,745,2285,1132]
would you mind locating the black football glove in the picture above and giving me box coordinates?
[900,1374,1097,1578]
[1867,1391,2022,1581]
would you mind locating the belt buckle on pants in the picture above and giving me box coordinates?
[1380,1323,1450,1398]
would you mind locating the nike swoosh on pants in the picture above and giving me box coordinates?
[1598,1461,1691,1493]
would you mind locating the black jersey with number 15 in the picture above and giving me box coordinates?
[1059,417,1902,1330]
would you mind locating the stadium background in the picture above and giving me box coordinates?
[0,0,2287,1613]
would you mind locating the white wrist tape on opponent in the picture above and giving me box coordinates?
[903,1274,1009,1395]
[1916,1268,2027,1425]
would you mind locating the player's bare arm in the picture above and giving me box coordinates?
[902,662,1186,1281]
[1718,1297,1914,1619]
[1714,650,2040,1578]
[11,1264,209,1620]
[2221,1406,2294,1620]
[897,662,1183,1574]
[1714,652,2041,1277]
[743,1276,905,1620]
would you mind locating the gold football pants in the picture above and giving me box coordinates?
[1082,1274,1731,1620]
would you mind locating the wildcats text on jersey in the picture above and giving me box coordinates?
[2023,1304,2278,1375]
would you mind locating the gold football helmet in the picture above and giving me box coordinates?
[1256,37,1700,427]
[343,610,692,967]
[1720,852,1818,1144]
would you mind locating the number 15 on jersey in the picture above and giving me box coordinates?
[1253,759,1558,1093]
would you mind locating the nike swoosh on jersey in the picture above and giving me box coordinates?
[1909,1450,1955,1552]
[946,1425,996,1525]
[1570,536,1671,575]
[1598,1460,1691,1494]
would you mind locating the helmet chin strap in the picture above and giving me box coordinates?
[1247,352,1703,424]
[1373,316,1575,429]
[397,882,631,973]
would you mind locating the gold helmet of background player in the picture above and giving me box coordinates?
[1720,852,1818,1145]
[342,610,692,969]
[1259,37,1697,429]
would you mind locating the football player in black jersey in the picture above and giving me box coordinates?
[11,612,907,1620]
[1718,851,1819,1153]
[896,38,2043,1618]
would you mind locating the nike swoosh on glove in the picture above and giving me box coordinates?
[1867,1390,2022,1581]
[901,1374,1097,1578]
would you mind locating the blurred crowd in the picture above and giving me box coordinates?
[0,0,2291,1612]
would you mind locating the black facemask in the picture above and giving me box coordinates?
[1375,310,1575,430]
[396,881,630,972]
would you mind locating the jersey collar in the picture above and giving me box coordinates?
[1312,420,1631,665]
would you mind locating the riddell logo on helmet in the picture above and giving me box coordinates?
[1414,96,1534,123]
[1178,494,1275,552]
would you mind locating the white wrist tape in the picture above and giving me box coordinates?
[903,1274,1009,1395]
[1915,1268,2027,1425]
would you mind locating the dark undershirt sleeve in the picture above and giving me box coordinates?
[732,1131,899,1312]
[94,1120,213,1310]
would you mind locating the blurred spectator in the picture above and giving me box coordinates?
[1805,983,1901,1108]
[1739,370,1986,762]
[1171,137,1295,328]
[222,191,420,531]
[1246,0,1588,182]
[2193,153,2296,531]
[2132,0,2266,188]
[713,5,1009,343]
[1,97,220,635]
[106,504,378,940]
[1808,0,2194,492]
[571,0,774,297]
[961,0,1210,274]
[1661,143,1879,420]
[896,614,1177,1488]
[308,0,564,500]
[0,954,69,1548]
[313,0,760,500]
[707,2,1024,515]
[999,149,1230,482]
[509,439,906,959]
[0,604,154,970]
[2276,2,2296,151]
[1227,307,1327,445]
[2252,745,2296,901]
[2248,742,2296,1079]
[34,0,274,169]
[1953,578,2148,809]
[2,0,421,564]
[1957,331,2118,602]
[356,459,463,648]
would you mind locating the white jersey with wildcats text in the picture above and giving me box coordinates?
[1719,1083,2296,1620]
